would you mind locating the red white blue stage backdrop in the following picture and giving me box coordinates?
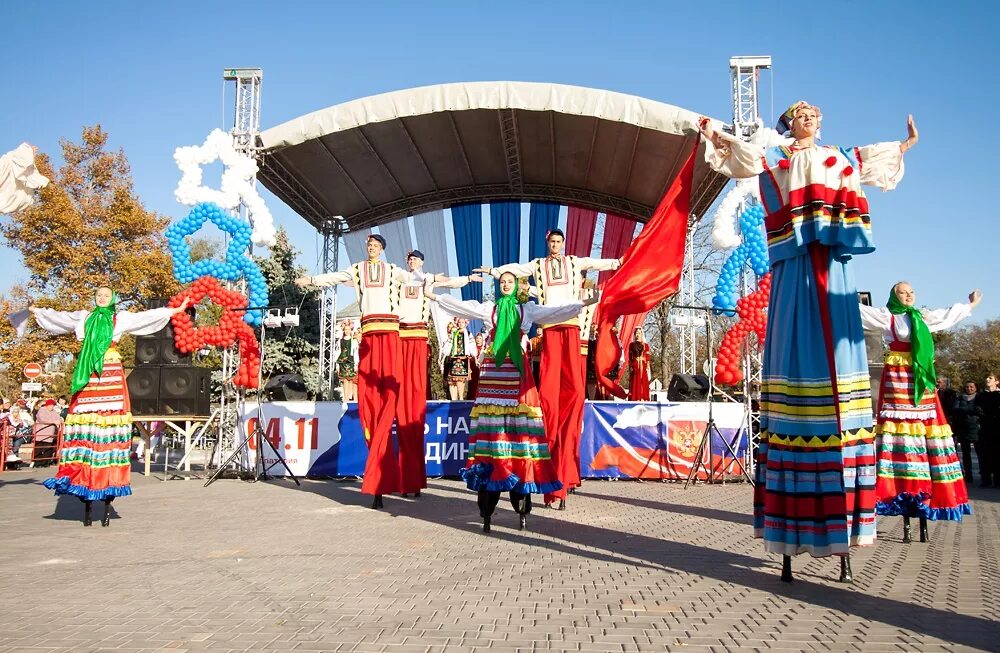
[239,401,749,481]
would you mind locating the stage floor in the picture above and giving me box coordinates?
[0,469,996,652]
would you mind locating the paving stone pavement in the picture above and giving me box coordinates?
[1,465,997,653]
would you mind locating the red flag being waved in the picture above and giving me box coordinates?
[595,136,700,398]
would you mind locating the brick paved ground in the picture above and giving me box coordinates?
[0,464,997,653]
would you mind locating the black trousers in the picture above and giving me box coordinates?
[977,440,996,485]
[957,439,975,480]
[478,490,531,518]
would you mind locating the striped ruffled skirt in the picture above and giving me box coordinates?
[43,348,134,501]
[874,343,971,520]
[460,355,562,495]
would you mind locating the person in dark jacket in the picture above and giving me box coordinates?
[974,374,1000,487]
[951,382,981,481]
[937,376,956,424]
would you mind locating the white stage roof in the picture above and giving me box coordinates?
[257,81,727,231]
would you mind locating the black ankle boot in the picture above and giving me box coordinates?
[483,517,491,533]
[839,556,853,583]
[781,555,793,583]
[557,499,566,511]
[83,501,93,527]
[919,517,929,543]
[101,499,113,527]
[371,495,384,510]
[902,516,912,543]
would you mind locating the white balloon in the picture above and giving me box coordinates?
[173,128,277,247]
[710,178,759,250]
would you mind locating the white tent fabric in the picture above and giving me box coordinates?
[379,217,414,268]
[260,81,702,150]
[413,209,449,277]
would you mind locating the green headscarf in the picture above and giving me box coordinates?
[887,285,934,406]
[70,289,117,395]
[491,276,525,375]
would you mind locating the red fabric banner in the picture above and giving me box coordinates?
[565,206,598,257]
[595,137,699,398]
[598,214,638,288]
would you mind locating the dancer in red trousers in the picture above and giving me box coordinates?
[479,229,620,509]
[297,234,416,509]
[395,249,479,497]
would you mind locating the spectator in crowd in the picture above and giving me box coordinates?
[975,373,1000,488]
[32,398,64,466]
[951,382,981,481]
[57,397,69,420]
[5,403,35,462]
[937,376,956,423]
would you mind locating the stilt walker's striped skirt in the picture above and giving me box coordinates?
[754,244,877,557]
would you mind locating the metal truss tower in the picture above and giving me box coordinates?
[730,56,771,139]
[317,217,346,399]
[673,216,702,375]
[216,68,263,467]
[729,56,770,463]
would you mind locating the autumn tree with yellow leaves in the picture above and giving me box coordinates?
[0,125,179,396]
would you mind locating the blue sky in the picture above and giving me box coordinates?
[2,1,998,319]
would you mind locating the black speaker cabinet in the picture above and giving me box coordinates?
[667,374,711,402]
[133,298,194,366]
[127,366,211,416]
[264,373,308,401]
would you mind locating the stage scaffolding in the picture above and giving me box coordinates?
[317,217,346,399]
[730,56,771,452]
[214,67,263,468]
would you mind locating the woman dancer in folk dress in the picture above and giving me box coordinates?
[699,102,918,582]
[860,283,980,543]
[627,328,651,402]
[426,273,596,532]
[30,288,189,526]
[336,319,359,402]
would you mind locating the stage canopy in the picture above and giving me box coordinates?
[256,81,728,231]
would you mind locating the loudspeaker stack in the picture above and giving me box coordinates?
[126,299,211,416]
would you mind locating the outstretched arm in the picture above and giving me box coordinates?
[576,256,621,272]
[1,143,49,214]
[474,261,534,279]
[525,293,596,327]
[923,290,980,333]
[424,281,494,322]
[295,270,353,288]
[29,307,91,335]
[434,273,483,289]
[116,298,192,336]
[697,116,766,179]
[858,304,892,334]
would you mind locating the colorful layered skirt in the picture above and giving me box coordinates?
[874,343,971,520]
[755,244,877,557]
[43,348,134,501]
[460,355,562,495]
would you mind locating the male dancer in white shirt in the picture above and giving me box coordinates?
[478,229,619,508]
[395,250,479,497]
[296,234,412,509]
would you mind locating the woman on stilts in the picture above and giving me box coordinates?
[860,283,979,543]
[426,273,596,532]
[30,288,189,526]
[700,102,918,582]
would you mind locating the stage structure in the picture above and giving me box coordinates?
[217,67,263,463]
[254,81,733,395]
[730,56,771,448]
